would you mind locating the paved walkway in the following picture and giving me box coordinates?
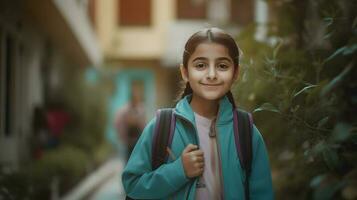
[61,157,126,200]
[89,162,126,200]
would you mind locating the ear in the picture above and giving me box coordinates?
[180,64,189,82]
[233,65,239,81]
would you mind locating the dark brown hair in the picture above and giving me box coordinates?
[177,27,240,108]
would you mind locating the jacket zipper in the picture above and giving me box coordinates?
[174,112,200,200]
[175,110,225,199]
[215,108,225,200]
[215,125,225,199]
[173,112,200,146]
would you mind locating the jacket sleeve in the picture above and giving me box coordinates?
[121,118,190,199]
[249,125,275,200]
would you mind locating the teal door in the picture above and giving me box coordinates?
[106,69,155,156]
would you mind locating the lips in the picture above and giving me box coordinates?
[200,83,222,86]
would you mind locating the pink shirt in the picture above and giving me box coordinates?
[194,112,222,200]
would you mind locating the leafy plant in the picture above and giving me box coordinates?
[233,0,357,199]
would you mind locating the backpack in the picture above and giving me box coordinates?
[126,108,253,200]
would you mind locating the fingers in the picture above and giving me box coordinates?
[182,144,205,178]
[190,153,204,162]
[183,144,198,153]
[190,149,204,157]
[190,162,204,177]
[194,164,204,176]
[194,162,204,169]
[195,156,204,162]
[184,145,204,163]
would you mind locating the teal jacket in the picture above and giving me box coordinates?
[122,95,274,199]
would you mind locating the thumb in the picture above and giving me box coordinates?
[183,144,198,154]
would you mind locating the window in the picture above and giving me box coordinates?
[0,31,16,136]
[177,0,207,19]
[88,0,96,28]
[230,0,254,25]
[0,31,3,136]
[118,0,152,26]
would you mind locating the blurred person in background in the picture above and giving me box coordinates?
[115,81,146,161]
[31,103,70,159]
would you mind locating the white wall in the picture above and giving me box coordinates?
[0,26,45,171]
[53,0,103,65]
[254,0,268,42]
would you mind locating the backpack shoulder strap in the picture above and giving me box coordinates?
[151,108,176,170]
[127,109,175,200]
[233,109,253,200]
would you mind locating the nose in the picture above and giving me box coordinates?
[207,65,217,80]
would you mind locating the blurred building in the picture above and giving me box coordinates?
[93,0,268,116]
[0,0,102,171]
[0,0,270,171]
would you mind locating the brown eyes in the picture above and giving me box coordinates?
[217,64,229,70]
[194,62,230,70]
[195,63,206,69]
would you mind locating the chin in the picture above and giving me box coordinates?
[200,93,225,101]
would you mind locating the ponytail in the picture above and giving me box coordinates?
[175,81,193,103]
[182,82,193,99]
[226,90,237,109]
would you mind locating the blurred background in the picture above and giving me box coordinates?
[0,0,356,199]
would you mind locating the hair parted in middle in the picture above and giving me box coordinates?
[177,27,240,108]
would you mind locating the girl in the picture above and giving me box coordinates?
[122,27,274,200]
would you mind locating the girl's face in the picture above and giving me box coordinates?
[180,42,239,101]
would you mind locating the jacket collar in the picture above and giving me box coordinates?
[174,94,234,125]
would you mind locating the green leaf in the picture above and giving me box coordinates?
[322,146,340,170]
[313,179,346,200]
[325,44,357,62]
[323,31,334,40]
[293,85,318,98]
[331,122,352,142]
[273,41,283,58]
[342,44,357,55]
[320,62,354,97]
[323,17,334,27]
[312,141,327,155]
[253,103,281,113]
[317,116,329,128]
[325,46,347,62]
[310,174,326,188]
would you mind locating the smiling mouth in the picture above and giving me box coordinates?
[200,83,222,86]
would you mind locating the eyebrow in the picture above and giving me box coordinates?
[192,57,233,63]
[216,57,233,63]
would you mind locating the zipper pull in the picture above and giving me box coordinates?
[209,118,217,137]
[196,181,206,188]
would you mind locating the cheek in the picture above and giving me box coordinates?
[187,68,203,80]
[220,71,235,82]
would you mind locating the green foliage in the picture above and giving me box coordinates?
[29,146,89,195]
[0,171,32,200]
[30,145,89,180]
[0,64,113,198]
[234,0,357,199]
[0,146,90,199]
